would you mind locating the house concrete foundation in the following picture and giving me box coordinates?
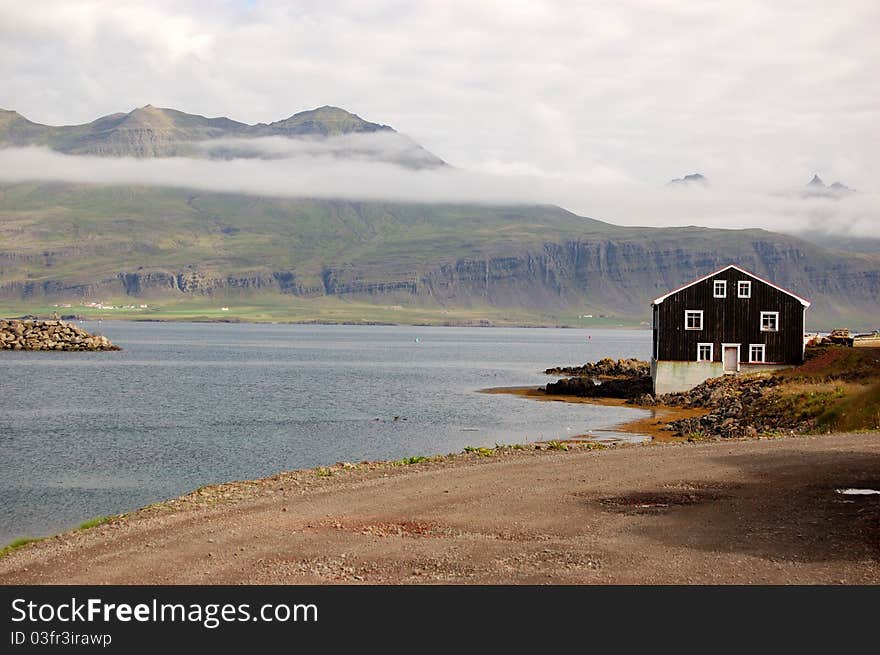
[651,359,792,395]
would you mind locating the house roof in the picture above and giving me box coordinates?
[651,264,811,308]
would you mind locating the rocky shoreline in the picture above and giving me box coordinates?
[544,357,652,399]
[0,319,119,351]
[541,348,878,439]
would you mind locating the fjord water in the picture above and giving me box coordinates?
[0,322,650,544]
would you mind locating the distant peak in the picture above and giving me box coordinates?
[0,108,35,126]
[829,181,855,194]
[267,105,392,135]
[669,172,708,186]
[289,106,362,120]
[0,108,26,119]
[803,175,856,198]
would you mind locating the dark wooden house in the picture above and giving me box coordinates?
[651,264,810,394]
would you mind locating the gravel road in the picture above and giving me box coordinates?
[2,433,878,584]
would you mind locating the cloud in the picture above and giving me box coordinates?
[196,132,443,168]
[1,0,878,200]
[0,145,875,238]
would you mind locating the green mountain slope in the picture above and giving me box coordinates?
[0,182,876,329]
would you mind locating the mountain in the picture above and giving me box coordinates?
[250,106,392,137]
[0,105,446,167]
[668,173,707,186]
[803,174,855,198]
[0,108,876,329]
[0,181,877,329]
[793,231,880,256]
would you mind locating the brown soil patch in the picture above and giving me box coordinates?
[792,348,850,376]
[318,519,445,538]
[597,489,728,514]
[481,386,708,442]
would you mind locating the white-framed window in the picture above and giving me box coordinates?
[713,279,727,298]
[697,343,713,362]
[738,281,751,298]
[749,344,766,363]
[760,311,779,332]
[685,310,703,330]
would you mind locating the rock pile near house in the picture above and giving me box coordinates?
[545,357,649,378]
[545,375,652,399]
[0,319,120,351]
[544,357,651,399]
[634,375,774,409]
[633,374,816,438]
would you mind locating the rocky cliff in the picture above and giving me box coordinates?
[0,185,877,329]
[4,236,877,329]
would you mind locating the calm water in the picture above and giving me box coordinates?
[0,322,650,543]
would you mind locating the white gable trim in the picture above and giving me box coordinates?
[652,264,811,308]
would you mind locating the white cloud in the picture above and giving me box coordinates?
[196,132,442,167]
[0,0,877,230]
[0,146,875,238]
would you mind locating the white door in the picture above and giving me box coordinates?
[723,346,738,373]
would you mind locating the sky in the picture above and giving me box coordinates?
[1,0,877,235]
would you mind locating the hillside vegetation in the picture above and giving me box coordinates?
[660,346,880,437]
[1,181,878,328]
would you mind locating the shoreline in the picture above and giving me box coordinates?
[0,384,703,549]
[2,431,877,584]
[42,316,650,330]
[480,386,708,442]
[0,386,707,554]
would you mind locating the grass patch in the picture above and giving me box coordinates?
[772,387,846,423]
[761,346,880,434]
[315,467,334,478]
[0,515,119,559]
[817,380,880,432]
[463,446,497,457]
[391,455,431,466]
[0,537,44,559]
[545,440,569,451]
[76,515,117,531]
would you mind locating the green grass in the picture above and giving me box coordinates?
[817,380,880,432]
[76,515,116,530]
[0,537,45,559]
[771,346,880,433]
[463,446,497,457]
[0,515,119,560]
[391,455,431,466]
[0,296,645,327]
[545,440,569,451]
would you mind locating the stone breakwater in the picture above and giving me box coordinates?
[544,357,652,399]
[0,319,119,351]
[545,357,649,378]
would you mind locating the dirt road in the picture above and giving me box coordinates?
[2,433,878,584]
